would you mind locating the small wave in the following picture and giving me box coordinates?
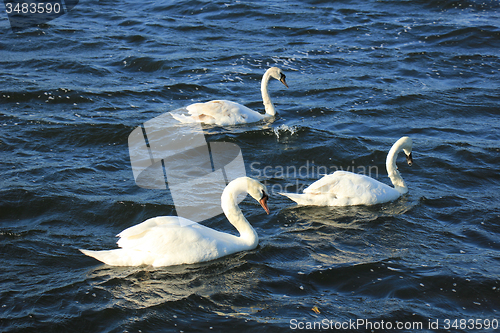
[112,56,169,73]
[421,0,500,11]
[306,259,407,295]
[273,124,299,141]
[1,88,94,105]
[423,26,500,49]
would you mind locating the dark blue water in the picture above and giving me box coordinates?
[1,0,500,332]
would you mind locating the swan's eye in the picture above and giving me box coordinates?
[406,152,413,166]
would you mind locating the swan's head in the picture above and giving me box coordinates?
[399,136,413,166]
[246,177,270,214]
[268,67,288,88]
[405,152,413,166]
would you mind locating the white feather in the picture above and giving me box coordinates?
[280,137,413,206]
[80,177,269,267]
[171,67,288,126]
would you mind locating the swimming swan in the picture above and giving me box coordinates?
[171,67,288,126]
[80,177,269,267]
[280,136,413,206]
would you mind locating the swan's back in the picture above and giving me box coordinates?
[283,171,401,206]
[116,216,204,253]
[117,216,196,241]
[172,100,265,126]
[80,216,251,267]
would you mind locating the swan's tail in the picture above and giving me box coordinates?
[279,192,313,206]
[80,249,151,266]
[170,112,196,123]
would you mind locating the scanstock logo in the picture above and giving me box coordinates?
[128,112,247,223]
[4,0,79,31]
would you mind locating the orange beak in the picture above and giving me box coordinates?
[280,75,288,89]
[259,196,270,215]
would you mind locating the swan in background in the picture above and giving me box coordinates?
[80,177,269,267]
[171,67,288,126]
[280,136,413,206]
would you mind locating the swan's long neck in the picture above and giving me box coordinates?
[386,140,409,194]
[221,178,259,247]
[261,70,276,117]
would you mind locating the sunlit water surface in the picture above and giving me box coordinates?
[1,0,499,332]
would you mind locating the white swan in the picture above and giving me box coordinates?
[280,136,413,206]
[171,67,288,126]
[80,177,269,267]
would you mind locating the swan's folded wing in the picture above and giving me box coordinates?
[303,172,345,196]
[117,216,196,241]
[304,171,377,199]
[186,100,240,117]
[116,222,219,265]
[185,100,261,125]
